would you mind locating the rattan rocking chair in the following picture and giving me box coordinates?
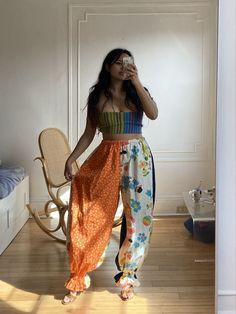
[27,128,123,243]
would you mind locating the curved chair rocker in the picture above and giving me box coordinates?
[27,128,123,243]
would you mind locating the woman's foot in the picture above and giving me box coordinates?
[61,291,80,305]
[120,284,134,301]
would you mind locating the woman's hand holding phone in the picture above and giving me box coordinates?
[122,56,139,84]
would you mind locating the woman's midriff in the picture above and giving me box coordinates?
[102,133,143,141]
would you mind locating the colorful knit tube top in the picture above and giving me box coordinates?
[98,111,143,134]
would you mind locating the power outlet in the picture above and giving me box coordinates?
[176,205,188,213]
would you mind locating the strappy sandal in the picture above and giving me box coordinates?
[61,291,80,305]
[120,284,134,301]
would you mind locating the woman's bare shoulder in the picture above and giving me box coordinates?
[96,91,108,112]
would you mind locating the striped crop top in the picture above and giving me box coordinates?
[98,111,143,134]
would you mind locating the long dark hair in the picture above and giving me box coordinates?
[86,48,144,127]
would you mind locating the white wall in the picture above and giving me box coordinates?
[216,1,236,313]
[0,0,68,202]
[0,0,217,213]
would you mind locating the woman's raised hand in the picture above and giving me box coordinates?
[125,63,140,85]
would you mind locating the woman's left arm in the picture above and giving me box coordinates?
[127,64,159,120]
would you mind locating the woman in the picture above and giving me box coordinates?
[62,48,158,304]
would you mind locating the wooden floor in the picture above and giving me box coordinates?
[0,216,215,314]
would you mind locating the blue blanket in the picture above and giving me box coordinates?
[0,165,25,199]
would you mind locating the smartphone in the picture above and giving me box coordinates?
[122,56,134,68]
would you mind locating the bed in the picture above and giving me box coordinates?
[0,164,29,255]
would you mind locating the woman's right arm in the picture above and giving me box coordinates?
[64,114,96,181]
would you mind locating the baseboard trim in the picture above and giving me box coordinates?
[156,213,190,216]
[218,290,236,296]
[218,294,236,314]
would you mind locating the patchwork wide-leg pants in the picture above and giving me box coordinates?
[65,137,156,292]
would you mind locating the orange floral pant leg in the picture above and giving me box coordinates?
[65,141,121,292]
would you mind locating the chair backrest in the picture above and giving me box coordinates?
[38,128,79,187]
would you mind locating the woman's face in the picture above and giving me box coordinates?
[108,53,130,81]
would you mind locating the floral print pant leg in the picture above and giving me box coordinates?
[114,137,155,288]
